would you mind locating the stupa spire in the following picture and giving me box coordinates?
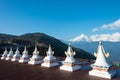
[64,44,76,63]
[4,47,8,54]
[15,47,20,54]
[1,47,8,60]
[46,45,54,56]
[94,41,110,67]
[9,47,13,54]
[10,47,13,52]
[5,47,7,51]
[67,44,75,55]
[22,46,28,54]
[33,45,39,54]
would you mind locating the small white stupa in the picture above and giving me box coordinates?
[60,44,81,72]
[6,47,14,60]
[89,41,116,79]
[28,45,43,65]
[41,45,59,67]
[11,47,21,61]
[1,48,8,60]
[19,46,29,63]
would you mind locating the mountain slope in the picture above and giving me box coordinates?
[0,33,17,40]
[0,33,95,60]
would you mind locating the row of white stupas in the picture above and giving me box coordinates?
[0,42,117,79]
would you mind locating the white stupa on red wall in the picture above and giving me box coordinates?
[11,47,21,61]
[1,48,8,60]
[89,41,116,79]
[41,45,59,67]
[19,46,29,63]
[6,47,14,60]
[28,45,43,65]
[60,44,81,72]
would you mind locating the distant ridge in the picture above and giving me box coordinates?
[0,33,17,40]
[0,33,95,60]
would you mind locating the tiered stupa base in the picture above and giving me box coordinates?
[28,58,43,65]
[5,56,13,60]
[60,62,81,72]
[11,57,20,61]
[89,69,116,79]
[19,58,29,63]
[41,59,59,67]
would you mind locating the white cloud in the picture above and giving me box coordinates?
[70,32,120,42]
[101,19,120,30]
[92,19,120,32]
[90,34,112,41]
[92,28,99,32]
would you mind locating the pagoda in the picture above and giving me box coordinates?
[1,48,8,60]
[60,44,81,72]
[89,41,116,79]
[41,45,59,67]
[28,46,43,65]
[6,47,14,60]
[11,47,21,61]
[19,46,29,63]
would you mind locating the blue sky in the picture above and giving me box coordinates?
[0,0,120,41]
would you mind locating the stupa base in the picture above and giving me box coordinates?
[60,64,81,72]
[11,58,20,62]
[1,57,6,60]
[89,70,116,79]
[28,60,42,65]
[41,62,59,67]
[19,59,29,63]
[5,57,12,60]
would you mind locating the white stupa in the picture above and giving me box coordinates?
[41,45,59,67]
[28,45,43,65]
[1,48,8,60]
[11,47,21,61]
[6,47,14,60]
[19,46,29,63]
[89,41,116,79]
[60,44,81,72]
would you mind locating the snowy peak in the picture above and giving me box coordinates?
[69,34,89,42]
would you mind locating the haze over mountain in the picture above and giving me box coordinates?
[0,33,95,60]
